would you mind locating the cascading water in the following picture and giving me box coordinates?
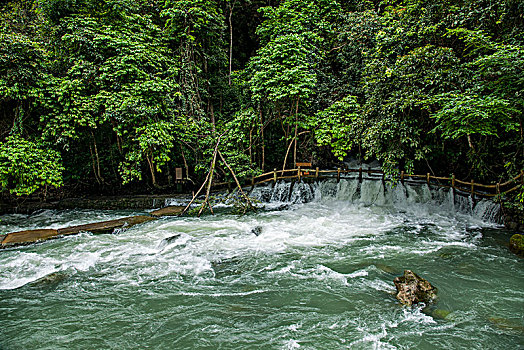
[0,179,521,349]
[251,179,501,223]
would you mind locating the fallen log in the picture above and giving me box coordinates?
[1,215,156,248]
[150,206,185,217]
[57,216,156,235]
[1,229,59,247]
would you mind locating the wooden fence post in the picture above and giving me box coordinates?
[400,170,404,185]
[315,167,319,179]
[359,167,362,183]
[337,168,341,183]
[426,173,430,186]
[273,168,277,183]
[298,166,301,182]
[470,179,475,201]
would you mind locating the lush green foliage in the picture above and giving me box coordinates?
[0,135,63,195]
[0,0,522,200]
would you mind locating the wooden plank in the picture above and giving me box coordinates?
[150,206,185,217]
[295,162,312,167]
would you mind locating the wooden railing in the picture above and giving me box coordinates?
[212,167,524,199]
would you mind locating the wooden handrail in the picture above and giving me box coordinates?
[218,168,523,199]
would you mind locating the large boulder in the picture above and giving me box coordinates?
[393,270,437,306]
[509,234,524,257]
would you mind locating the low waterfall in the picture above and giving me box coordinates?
[250,179,501,223]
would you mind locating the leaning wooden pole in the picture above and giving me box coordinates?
[217,150,256,212]
[181,139,220,217]
[180,169,210,216]
[198,142,220,217]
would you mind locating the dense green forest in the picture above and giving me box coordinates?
[0,0,523,202]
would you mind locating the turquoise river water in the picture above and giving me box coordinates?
[0,179,523,349]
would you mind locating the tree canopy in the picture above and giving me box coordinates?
[0,0,522,200]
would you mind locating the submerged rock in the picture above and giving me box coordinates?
[375,263,398,275]
[509,234,524,257]
[488,317,524,333]
[393,270,437,306]
[422,307,451,320]
[251,226,263,236]
[30,271,69,288]
[158,234,182,250]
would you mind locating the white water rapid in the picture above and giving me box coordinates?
[0,179,522,349]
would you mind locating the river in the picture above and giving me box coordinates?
[0,179,523,349]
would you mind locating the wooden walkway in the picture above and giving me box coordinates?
[214,167,524,199]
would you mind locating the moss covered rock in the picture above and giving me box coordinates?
[393,270,438,306]
[509,234,524,257]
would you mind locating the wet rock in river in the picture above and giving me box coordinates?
[422,307,452,320]
[393,270,437,306]
[509,233,524,257]
[488,316,524,332]
[251,226,262,236]
[375,263,398,275]
[158,234,182,250]
[28,271,69,289]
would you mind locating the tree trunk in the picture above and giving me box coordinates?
[293,98,299,167]
[282,136,295,171]
[259,107,265,171]
[210,101,216,134]
[91,131,104,184]
[467,134,475,151]
[89,144,101,185]
[146,154,158,188]
[228,2,234,86]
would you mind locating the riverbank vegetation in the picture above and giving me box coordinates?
[1,0,522,206]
